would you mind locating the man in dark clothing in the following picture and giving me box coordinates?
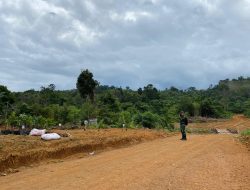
[179,111,188,140]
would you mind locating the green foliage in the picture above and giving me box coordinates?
[18,103,32,115]
[7,112,19,127]
[142,84,160,100]
[98,92,121,125]
[241,129,250,136]
[97,119,106,129]
[76,69,98,102]
[40,84,62,105]
[141,111,160,129]
[0,85,14,107]
[6,112,56,129]
[161,106,178,130]
[1,76,250,128]
[178,97,195,116]
[67,106,81,125]
[0,85,14,123]
[19,114,34,127]
[243,100,250,118]
[118,111,132,127]
[80,100,97,120]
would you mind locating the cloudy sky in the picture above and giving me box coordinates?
[0,0,250,91]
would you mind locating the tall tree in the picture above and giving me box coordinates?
[143,84,159,100]
[40,84,59,105]
[0,85,14,122]
[76,69,98,102]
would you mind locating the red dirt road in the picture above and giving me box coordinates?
[0,134,249,190]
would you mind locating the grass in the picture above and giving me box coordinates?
[239,129,250,149]
[241,129,250,136]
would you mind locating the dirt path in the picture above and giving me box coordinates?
[0,134,249,190]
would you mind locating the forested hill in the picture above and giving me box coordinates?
[210,77,250,114]
[218,77,250,92]
[0,76,250,129]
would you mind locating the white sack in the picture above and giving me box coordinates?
[29,128,46,136]
[41,133,61,140]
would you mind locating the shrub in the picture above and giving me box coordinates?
[141,112,159,129]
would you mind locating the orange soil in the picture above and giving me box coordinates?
[188,115,250,132]
[0,116,249,189]
[0,134,249,190]
[0,128,168,173]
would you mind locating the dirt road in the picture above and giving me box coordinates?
[0,134,249,190]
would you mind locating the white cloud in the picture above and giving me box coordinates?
[84,1,97,13]
[58,20,104,46]
[124,11,153,22]
[110,10,154,23]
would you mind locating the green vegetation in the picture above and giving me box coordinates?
[0,71,250,129]
[76,69,99,103]
[240,129,250,146]
[241,129,250,136]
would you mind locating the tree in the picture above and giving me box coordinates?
[67,106,81,125]
[76,69,98,102]
[80,100,97,120]
[143,84,159,100]
[137,88,143,95]
[0,85,14,123]
[40,84,60,105]
[98,92,120,125]
[0,85,14,111]
[178,97,195,116]
[18,103,32,115]
[200,99,214,117]
[243,100,250,118]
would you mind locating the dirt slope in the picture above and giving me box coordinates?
[0,129,168,172]
[189,115,250,132]
[0,134,249,190]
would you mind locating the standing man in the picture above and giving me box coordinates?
[179,111,188,140]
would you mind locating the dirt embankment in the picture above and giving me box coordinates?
[0,129,169,173]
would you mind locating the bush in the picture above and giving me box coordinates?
[118,111,132,127]
[33,115,56,129]
[7,112,19,127]
[19,114,33,127]
[141,112,159,129]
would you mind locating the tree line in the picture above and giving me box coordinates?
[0,70,250,129]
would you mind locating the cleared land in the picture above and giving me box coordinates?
[188,115,250,131]
[0,116,249,190]
[0,128,169,173]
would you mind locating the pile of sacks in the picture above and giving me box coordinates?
[29,128,61,141]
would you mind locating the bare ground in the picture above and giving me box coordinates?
[0,116,249,190]
[188,115,250,132]
[0,134,249,190]
[0,129,168,172]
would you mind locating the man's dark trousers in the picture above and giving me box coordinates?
[180,124,186,140]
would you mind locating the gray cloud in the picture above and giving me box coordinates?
[0,0,250,91]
